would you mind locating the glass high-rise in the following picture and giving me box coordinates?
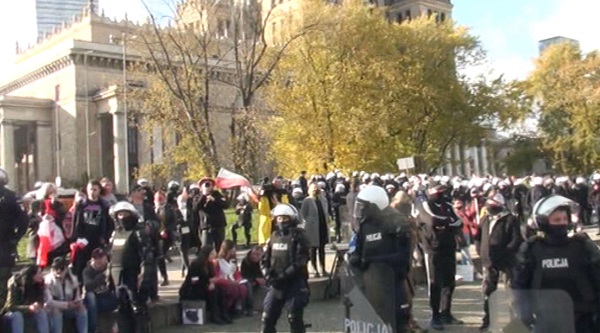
[36,0,97,39]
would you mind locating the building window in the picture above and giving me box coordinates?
[397,13,402,23]
[427,9,433,17]
[440,12,446,22]
[405,10,411,21]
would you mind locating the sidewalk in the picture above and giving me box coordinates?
[152,225,600,332]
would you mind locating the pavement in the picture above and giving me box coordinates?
[151,225,600,333]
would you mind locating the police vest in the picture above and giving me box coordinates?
[270,232,296,276]
[359,221,399,263]
[531,236,596,314]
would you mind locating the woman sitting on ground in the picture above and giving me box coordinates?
[214,240,252,317]
[2,265,52,333]
[179,245,232,325]
[241,246,267,311]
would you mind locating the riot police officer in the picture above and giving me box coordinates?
[261,203,311,333]
[108,201,158,333]
[349,185,412,333]
[512,195,600,333]
[0,168,28,310]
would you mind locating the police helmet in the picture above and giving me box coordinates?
[532,195,578,229]
[167,180,180,190]
[109,201,140,219]
[137,178,149,187]
[356,185,389,210]
[271,203,299,223]
[0,167,8,186]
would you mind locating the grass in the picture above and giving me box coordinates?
[17,208,261,262]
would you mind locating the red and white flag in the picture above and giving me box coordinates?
[215,168,259,203]
[215,168,251,189]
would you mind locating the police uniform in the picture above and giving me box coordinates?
[352,205,412,333]
[0,171,28,310]
[512,195,600,333]
[261,204,310,333]
[109,201,158,333]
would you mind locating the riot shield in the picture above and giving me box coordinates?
[340,261,396,333]
[489,289,575,333]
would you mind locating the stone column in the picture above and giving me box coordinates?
[464,147,471,177]
[445,149,452,176]
[454,144,461,176]
[472,147,480,177]
[481,141,489,175]
[0,120,16,187]
[112,111,128,194]
[36,122,54,181]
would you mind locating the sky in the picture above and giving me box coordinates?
[1,0,600,81]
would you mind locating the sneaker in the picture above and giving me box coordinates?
[160,280,170,286]
[441,314,464,325]
[429,317,444,331]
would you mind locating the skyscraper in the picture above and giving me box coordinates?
[35,0,97,39]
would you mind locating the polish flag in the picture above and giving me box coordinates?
[215,168,259,203]
[215,168,251,188]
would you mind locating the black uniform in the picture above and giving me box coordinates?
[0,186,28,309]
[513,233,600,333]
[261,225,310,333]
[419,198,463,324]
[350,206,412,332]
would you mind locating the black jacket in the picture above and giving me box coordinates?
[0,186,28,267]
[418,200,462,255]
[476,211,522,270]
[195,191,228,229]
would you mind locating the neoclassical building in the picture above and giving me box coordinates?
[0,9,240,194]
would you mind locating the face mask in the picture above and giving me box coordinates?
[119,215,138,230]
[545,225,569,243]
[277,220,292,232]
[486,205,503,216]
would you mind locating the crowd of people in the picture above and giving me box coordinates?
[1,166,600,332]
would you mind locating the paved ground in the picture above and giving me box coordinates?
[153,225,600,333]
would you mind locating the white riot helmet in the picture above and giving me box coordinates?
[110,201,141,230]
[167,180,180,190]
[109,201,139,219]
[353,185,389,230]
[576,177,586,185]
[532,195,579,231]
[271,203,299,230]
[0,168,8,186]
[356,185,389,210]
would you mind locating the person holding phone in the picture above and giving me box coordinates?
[195,177,228,252]
[44,257,88,333]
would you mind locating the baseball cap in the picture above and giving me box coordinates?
[91,248,107,259]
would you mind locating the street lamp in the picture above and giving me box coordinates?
[83,50,94,179]
[109,32,130,192]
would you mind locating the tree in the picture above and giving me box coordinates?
[265,0,516,176]
[524,43,600,174]
[130,0,321,180]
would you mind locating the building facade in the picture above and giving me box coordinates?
[538,36,580,55]
[35,0,98,40]
[0,9,239,194]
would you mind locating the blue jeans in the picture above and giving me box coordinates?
[5,310,51,333]
[84,292,118,333]
[48,307,88,333]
